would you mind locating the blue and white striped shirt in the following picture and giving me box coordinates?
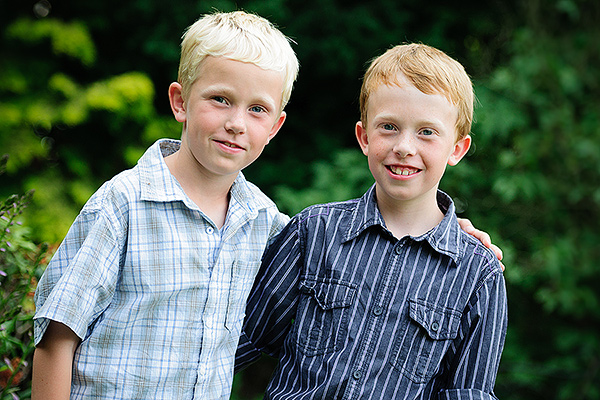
[236,186,507,399]
[34,139,288,399]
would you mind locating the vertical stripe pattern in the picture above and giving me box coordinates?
[236,186,507,399]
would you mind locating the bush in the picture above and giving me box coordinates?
[0,155,49,400]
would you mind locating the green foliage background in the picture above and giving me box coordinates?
[1,0,598,398]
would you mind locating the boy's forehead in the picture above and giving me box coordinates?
[198,56,285,82]
[192,56,286,105]
[367,80,459,128]
[372,73,456,111]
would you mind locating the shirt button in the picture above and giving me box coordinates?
[431,321,440,332]
[352,370,362,380]
[394,245,402,255]
[205,226,215,234]
[373,306,383,316]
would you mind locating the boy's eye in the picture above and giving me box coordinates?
[250,105,266,113]
[382,123,396,131]
[212,96,227,104]
[420,128,435,136]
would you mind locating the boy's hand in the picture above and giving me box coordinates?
[457,218,505,270]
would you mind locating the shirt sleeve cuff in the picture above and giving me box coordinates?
[438,389,499,400]
[33,317,51,346]
[234,330,262,373]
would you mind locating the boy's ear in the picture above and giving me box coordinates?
[267,111,287,144]
[168,82,187,123]
[447,135,472,166]
[355,121,369,156]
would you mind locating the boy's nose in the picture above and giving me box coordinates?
[225,108,246,134]
[393,133,416,158]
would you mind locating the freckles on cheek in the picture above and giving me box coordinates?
[372,146,387,159]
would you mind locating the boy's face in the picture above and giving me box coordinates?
[356,75,471,209]
[169,56,286,181]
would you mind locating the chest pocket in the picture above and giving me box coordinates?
[391,298,462,383]
[294,278,356,356]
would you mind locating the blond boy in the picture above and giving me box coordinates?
[32,11,297,399]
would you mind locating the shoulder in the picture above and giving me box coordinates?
[265,199,360,255]
[457,227,504,283]
[86,169,139,209]
[287,199,360,239]
[241,178,278,210]
[75,166,144,237]
[296,198,360,221]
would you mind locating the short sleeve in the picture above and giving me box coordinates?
[33,207,125,344]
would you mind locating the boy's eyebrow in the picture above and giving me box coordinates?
[201,84,234,97]
[203,85,279,110]
[374,113,448,128]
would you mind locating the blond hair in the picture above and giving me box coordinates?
[178,11,299,109]
[359,43,474,140]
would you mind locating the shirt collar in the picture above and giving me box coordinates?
[138,139,187,203]
[343,185,387,242]
[137,139,269,217]
[343,185,462,265]
[424,191,462,264]
[229,174,263,218]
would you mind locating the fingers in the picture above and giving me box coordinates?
[490,243,503,260]
[457,217,474,233]
[478,231,493,249]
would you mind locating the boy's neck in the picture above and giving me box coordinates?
[164,152,233,229]
[375,187,445,239]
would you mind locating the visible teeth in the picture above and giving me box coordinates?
[390,166,418,176]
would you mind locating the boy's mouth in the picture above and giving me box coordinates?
[216,140,244,150]
[388,166,420,176]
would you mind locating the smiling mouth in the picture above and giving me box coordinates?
[216,140,244,150]
[388,166,420,176]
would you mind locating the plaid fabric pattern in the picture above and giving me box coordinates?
[236,187,507,399]
[34,139,288,399]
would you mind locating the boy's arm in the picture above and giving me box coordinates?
[32,321,80,400]
[235,217,303,372]
[457,218,504,263]
[440,269,508,399]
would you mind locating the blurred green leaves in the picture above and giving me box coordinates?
[274,149,373,215]
[451,2,600,396]
[7,18,96,65]
[0,157,48,399]
[0,16,177,242]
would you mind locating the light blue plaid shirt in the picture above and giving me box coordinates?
[34,139,288,399]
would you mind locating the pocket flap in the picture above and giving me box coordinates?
[409,298,462,340]
[300,278,356,310]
